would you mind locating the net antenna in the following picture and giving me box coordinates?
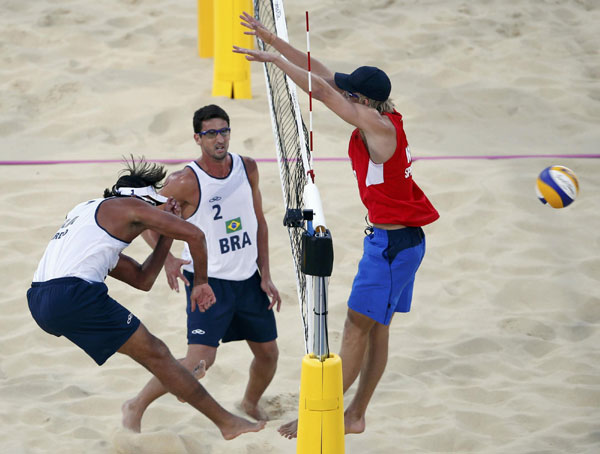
[254,0,330,358]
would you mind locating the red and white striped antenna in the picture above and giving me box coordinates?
[305,11,315,182]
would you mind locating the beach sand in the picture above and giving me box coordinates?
[1,0,599,453]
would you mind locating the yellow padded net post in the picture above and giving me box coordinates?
[212,0,253,99]
[197,0,214,58]
[297,353,345,454]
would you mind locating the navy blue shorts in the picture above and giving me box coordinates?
[348,227,426,325]
[183,270,277,347]
[27,277,140,365]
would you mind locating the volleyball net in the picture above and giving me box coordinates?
[254,0,323,355]
[251,3,344,450]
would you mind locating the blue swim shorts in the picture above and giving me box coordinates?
[27,277,140,365]
[183,270,277,347]
[348,226,426,325]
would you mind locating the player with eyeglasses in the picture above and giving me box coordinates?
[123,104,281,431]
[198,127,231,139]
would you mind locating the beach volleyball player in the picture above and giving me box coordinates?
[234,12,439,437]
[26,158,265,440]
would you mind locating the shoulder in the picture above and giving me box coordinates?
[161,167,198,200]
[98,196,150,222]
[102,195,148,209]
[360,109,396,144]
[367,107,395,130]
[164,166,196,186]
[240,156,258,177]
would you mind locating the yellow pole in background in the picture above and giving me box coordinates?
[197,0,214,58]
[212,0,253,99]
[297,353,345,453]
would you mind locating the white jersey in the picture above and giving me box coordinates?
[181,153,258,281]
[33,198,129,283]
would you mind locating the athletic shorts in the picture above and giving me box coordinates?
[183,270,277,347]
[348,226,426,326]
[27,277,140,365]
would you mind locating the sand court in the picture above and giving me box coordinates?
[1,0,599,453]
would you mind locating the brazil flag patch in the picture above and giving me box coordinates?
[226,217,242,234]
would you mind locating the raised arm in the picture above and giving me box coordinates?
[240,11,334,83]
[233,47,383,131]
[233,45,396,164]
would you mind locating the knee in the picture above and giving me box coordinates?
[344,309,374,336]
[183,346,217,370]
[344,312,362,333]
[143,335,172,366]
[255,342,279,367]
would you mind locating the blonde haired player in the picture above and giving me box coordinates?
[235,12,439,437]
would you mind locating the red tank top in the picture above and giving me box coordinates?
[348,110,439,227]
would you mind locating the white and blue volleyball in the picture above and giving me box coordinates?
[536,165,579,208]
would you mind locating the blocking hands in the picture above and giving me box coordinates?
[233,44,277,63]
[239,11,273,46]
[234,12,277,62]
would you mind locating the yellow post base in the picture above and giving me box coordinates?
[211,0,253,99]
[297,354,345,454]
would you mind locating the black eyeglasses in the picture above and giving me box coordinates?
[198,127,231,139]
[343,91,359,100]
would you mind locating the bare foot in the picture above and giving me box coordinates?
[241,398,269,421]
[220,415,266,440]
[344,410,366,435]
[177,360,207,403]
[277,413,363,438]
[121,399,142,433]
[277,419,298,439]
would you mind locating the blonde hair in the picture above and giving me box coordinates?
[357,94,395,114]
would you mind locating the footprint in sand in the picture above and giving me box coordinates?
[148,109,177,135]
[498,317,556,341]
[264,392,299,419]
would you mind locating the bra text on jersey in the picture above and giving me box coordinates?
[219,232,252,254]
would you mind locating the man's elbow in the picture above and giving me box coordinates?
[132,267,158,291]
[138,280,154,292]
[187,229,206,248]
[311,83,329,102]
[132,276,154,292]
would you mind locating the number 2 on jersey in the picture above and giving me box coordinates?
[212,204,223,220]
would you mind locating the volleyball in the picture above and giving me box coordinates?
[536,165,579,208]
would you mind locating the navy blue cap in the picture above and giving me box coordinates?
[334,66,391,102]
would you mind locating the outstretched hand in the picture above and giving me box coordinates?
[233,45,277,63]
[164,254,191,293]
[239,11,273,45]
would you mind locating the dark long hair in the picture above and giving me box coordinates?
[103,155,167,198]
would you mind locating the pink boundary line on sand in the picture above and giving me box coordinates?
[0,154,599,166]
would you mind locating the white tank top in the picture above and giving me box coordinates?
[181,154,258,280]
[33,198,130,283]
